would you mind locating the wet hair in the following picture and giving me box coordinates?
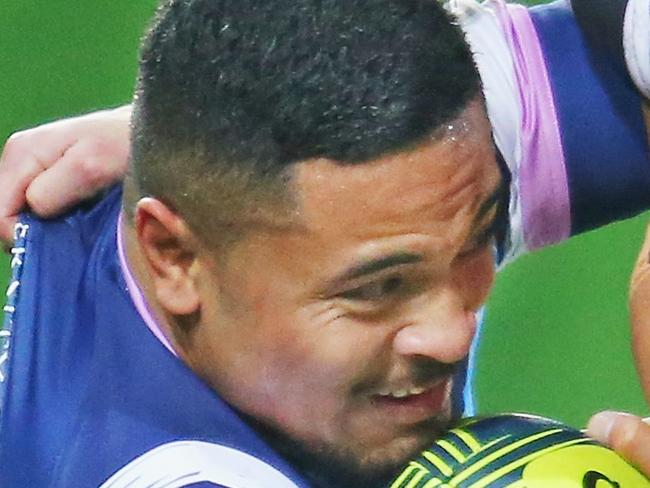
[128,0,481,240]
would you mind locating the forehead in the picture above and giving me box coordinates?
[292,101,500,243]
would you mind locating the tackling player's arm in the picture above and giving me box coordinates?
[572,0,650,141]
[568,0,650,476]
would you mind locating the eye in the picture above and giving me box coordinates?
[458,217,499,259]
[339,275,405,302]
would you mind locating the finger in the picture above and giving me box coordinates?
[25,138,127,217]
[587,411,650,474]
[0,124,76,220]
[0,123,79,177]
[629,221,650,404]
[0,130,66,244]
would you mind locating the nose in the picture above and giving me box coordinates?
[392,291,478,364]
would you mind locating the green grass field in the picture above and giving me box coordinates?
[1,0,647,429]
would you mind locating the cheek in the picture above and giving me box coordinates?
[235,304,360,417]
[236,326,379,446]
[223,331,341,432]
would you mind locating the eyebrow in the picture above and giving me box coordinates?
[326,180,507,289]
[333,252,423,284]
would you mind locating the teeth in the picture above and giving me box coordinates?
[378,386,427,398]
[410,386,426,395]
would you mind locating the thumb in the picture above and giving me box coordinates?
[587,411,650,474]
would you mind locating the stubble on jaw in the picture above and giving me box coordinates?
[237,363,463,486]
[242,409,457,488]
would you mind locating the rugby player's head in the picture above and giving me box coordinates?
[127,0,480,239]
[122,0,504,486]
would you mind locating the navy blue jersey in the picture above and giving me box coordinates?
[0,188,310,487]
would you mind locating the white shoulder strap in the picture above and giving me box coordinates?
[100,441,300,488]
[448,0,527,262]
[624,0,650,98]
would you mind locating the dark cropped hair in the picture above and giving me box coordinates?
[129,0,481,240]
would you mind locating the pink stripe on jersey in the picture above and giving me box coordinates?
[491,0,571,250]
[117,213,178,356]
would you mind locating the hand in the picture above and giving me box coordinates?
[0,105,132,246]
[588,411,650,476]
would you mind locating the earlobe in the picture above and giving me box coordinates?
[135,198,201,316]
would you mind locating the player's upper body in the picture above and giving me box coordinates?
[1,0,650,487]
[1,188,310,488]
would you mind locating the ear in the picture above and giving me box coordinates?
[135,198,201,316]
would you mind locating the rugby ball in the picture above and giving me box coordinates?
[388,413,650,487]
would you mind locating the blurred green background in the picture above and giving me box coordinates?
[0,0,647,429]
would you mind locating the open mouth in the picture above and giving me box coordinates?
[370,378,452,423]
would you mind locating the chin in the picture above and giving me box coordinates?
[302,436,431,488]
[245,411,450,488]
[296,422,449,488]
[360,427,445,471]
[335,415,453,485]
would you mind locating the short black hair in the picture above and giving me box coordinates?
[129,0,480,237]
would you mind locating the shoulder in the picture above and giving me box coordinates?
[99,441,300,488]
[13,184,124,260]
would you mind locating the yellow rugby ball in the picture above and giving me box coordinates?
[388,413,649,488]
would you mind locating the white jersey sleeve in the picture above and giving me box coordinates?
[448,0,650,266]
